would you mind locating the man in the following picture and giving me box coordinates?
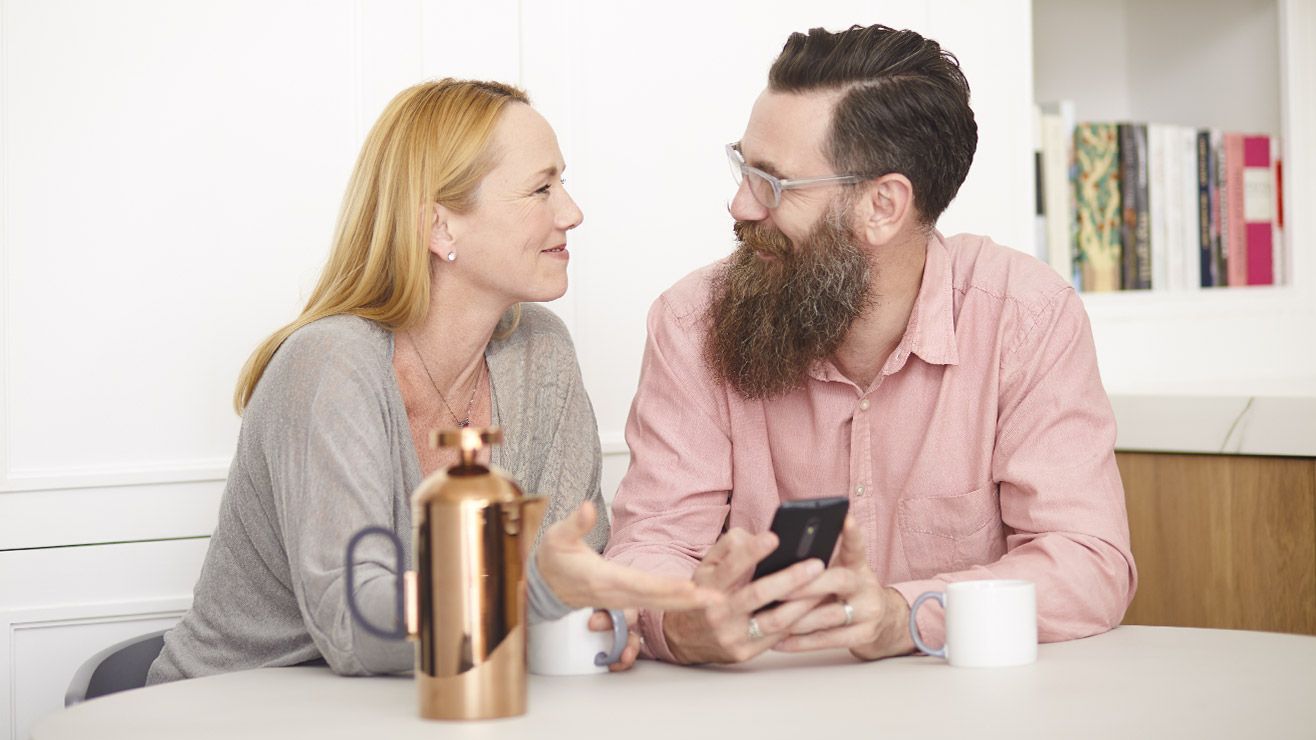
[604,23,1136,664]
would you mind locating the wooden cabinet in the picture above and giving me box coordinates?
[1117,452,1316,635]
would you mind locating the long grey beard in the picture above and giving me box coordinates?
[703,210,873,400]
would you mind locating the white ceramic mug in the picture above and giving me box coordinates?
[908,579,1037,668]
[528,607,627,676]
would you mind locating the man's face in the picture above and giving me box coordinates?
[704,88,876,400]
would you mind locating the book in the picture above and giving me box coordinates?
[1119,124,1151,289]
[1211,129,1228,285]
[1148,125,1170,290]
[1038,101,1076,285]
[1179,127,1202,291]
[1074,123,1122,292]
[1197,130,1215,287]
[1243,135,1274,285]
[1223,132,1247,286]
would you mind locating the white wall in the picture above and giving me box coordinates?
[0,2,1033,738]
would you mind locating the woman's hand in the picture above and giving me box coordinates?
[537,501,721,613]
[588,609,642,671]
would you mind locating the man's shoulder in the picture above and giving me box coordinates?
[943,233,1073,316]
[653,260,727,327]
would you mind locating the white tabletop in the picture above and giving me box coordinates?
[32,626,1316,739]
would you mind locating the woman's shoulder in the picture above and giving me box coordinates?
[496,304,576,358]
[258,315,392,399]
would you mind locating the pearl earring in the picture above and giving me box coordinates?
[446,251,456,262]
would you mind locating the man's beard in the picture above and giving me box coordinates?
[703,202,874,400]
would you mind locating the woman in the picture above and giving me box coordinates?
[147,79,711,684]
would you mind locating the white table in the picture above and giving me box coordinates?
[31,626,1316,739]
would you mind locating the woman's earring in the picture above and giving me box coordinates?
[446,251,456,262]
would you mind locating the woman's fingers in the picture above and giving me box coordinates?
[591,561,724,611]
[546,500,597,546]
[694,529,778,591]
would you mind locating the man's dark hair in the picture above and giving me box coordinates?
[769,24,978,225]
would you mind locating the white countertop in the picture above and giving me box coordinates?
[1110,380,1316,457]
[32,626,1316,740]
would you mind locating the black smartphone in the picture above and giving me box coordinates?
[750,496,849,610]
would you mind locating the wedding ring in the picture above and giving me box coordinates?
[747,617,764,640]
[841,600,855,626]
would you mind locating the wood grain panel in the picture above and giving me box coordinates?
[1117,452,1316,635]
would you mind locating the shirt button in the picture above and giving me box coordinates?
[855,485,866,496]
[859,399,871,411]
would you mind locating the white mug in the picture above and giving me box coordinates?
[528,608,627,676]
[908,579,1037,668]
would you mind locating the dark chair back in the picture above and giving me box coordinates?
[65,630,168,706]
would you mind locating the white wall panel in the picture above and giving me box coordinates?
[2,0,362,484]
[928,0,1035,256]
[0,538,207,740]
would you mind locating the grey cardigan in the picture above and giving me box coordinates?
[148,306,607,684]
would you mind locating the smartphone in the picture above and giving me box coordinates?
[750,496,849,610]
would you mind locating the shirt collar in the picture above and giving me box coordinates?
[807,231,960,386]
[897,230,960,369]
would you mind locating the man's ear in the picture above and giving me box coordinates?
[427,203,458,258]
[857,173,915,245]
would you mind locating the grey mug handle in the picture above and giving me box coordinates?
[593,609,629,667]
[909,591,946,658]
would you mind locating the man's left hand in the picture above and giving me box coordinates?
[772,515,917,661]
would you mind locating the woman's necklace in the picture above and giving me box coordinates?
[407,332,484,428]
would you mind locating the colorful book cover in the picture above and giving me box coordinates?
[1223,132,1247,286]
[1074,123,1122,292]
[1243,135,1274,285]
[1119,124,1151,289]
[1197,130,1214,287]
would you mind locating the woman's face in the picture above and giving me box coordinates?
[440,103,583,306]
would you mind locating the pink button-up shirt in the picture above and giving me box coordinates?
[605,232,1137,662]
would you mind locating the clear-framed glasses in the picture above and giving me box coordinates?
[726,142,863,209]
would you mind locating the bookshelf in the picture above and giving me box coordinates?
[1030,0,1314,392]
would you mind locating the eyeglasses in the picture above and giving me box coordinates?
[726,143,863,209]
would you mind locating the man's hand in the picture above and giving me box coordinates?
[537,502,722,613]
[772,516,915,661]
[663,528,826,664]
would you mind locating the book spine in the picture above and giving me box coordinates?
[1243,135,1274,285]
[1275,141,1285,285]
[1122,124,1151,289]
[1119,125,1148,289]
[1074,123,1122,292]
[1181,127,1202,290]
[1197,130,1213,287]
[1223,132,1247,286]
[1211,130,1227,285]
[1149,125,1172,290]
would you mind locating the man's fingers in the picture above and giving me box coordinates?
[773,624,868,653]
[781,566,860,601]
[728,558,824,614]
[837,515,867,568]
[785,600,854,635]
[695,529,778,590]
[749,594,826,635]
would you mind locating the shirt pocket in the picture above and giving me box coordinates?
[897,484,1007,580]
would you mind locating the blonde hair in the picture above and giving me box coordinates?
[234,79,529,413]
